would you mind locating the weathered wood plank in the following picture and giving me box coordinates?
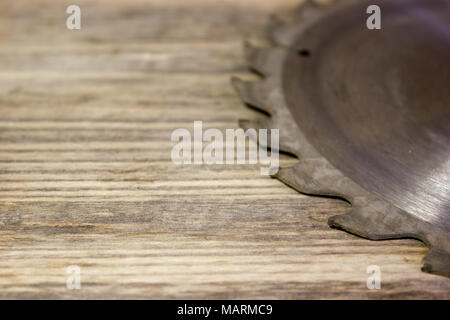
[0,0,449,299]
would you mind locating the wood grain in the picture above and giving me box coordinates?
[0,0,448,299]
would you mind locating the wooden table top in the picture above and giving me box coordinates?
[0,0,448,299]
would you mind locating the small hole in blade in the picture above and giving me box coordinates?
[298,49,311,57]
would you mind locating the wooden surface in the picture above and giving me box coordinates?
[0,0,448,299]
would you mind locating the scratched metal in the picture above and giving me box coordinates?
[283,0,450,230]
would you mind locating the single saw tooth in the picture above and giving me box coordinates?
[328,204,408,241]
[274,163,346,199]
[266,16,299,47]
[243,41,287,77]
[231,77,273,116]
[267,0,331,47]
[239,118,296,155]
[423,250,450,278]
[329,195,450,277]
[261,111,307,156]
[266,14,287,45]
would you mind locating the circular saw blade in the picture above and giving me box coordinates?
[233,0,450,277]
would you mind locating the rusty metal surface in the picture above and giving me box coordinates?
[233,0,450,277]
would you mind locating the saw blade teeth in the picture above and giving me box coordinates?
[239,118,269,132]
[239,118,272,149]
[234,0,450,277]
[328,195,414,240]
[239,118,294,154]
[266,14,286,37]
[273,163,344,198]
[268,0,340,47]
[266,13,305,47]
[243,41,287,77]
[328,196,445,243]
[422,249,450,278]
[329,205,450,277]
[231,77,272,116]
[265,0,316,45]
[276,140,302,157]
[328,210,384,240]
[267,20,298,47]
[264,115,310,156]
[239,118,267,136]
[243,41,269,76]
